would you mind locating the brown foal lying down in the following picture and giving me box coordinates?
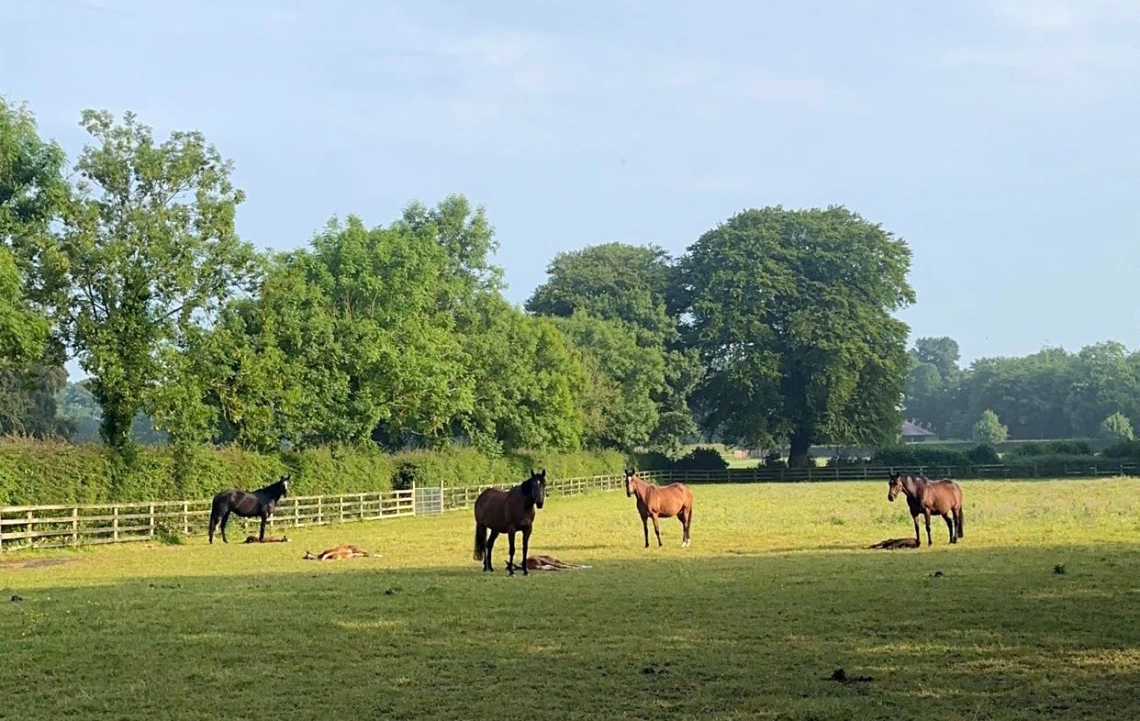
[506,554,592,571]
[302,544,374,560]
[244,535,290,543]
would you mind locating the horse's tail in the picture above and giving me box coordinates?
[207,494,224,543]
[473,523,487,562]
[956,507,964,539]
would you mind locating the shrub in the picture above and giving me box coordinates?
[1009,440,1095,457]
[671,447,729,471]
[965,444,1000,465]
[0,439,626,505]
[1101,440,1140,461]
[870,445,969,468]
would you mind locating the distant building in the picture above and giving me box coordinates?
[901,420,938,443]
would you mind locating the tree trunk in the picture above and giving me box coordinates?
[788,432,812,468]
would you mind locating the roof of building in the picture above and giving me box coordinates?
[901,420,937,437]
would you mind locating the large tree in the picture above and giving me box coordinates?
[678,206,914,466]
[551,311,666,451]
[0,98,70,435]
[42,110,257,452]
[457,294,585,454]
[526,242,698,451]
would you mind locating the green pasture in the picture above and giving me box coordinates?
[3,480,1140,720]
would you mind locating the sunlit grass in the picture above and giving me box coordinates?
[3,479,1140,720]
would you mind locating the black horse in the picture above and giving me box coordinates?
[208,475,290,544]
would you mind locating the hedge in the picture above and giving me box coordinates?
[0,439,627,505]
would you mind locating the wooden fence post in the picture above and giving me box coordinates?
[294,498,300,526]
[112,506,119,541]
[339,495,345,523]
[317,496,323,525]
[183,501,190,535]
[149,504,156,539]
[72,507,79,546]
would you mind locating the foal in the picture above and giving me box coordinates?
[624,468,693,548]
[887,472,964,546]
[473,469,547,576]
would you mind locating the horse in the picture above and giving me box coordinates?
[473,469,547,576]
[506,555,592,571]
[624,468,693,548]
[244,534,290,544]
[303,544,372,561]
[887,471,964,546]
[208,475,290,544]
[867,537,920,549]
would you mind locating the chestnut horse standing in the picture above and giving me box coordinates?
[887,471,964,546]
[473,469,547,576]
[624,468,693,548]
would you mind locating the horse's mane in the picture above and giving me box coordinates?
[256,476,289,494]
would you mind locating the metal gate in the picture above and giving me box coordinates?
[413,484,444,516]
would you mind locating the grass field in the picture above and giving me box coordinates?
[4,480,1140,720]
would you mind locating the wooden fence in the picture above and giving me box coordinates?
[2,464,1135,552]
[0,490,414,553]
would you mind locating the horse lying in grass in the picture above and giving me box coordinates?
[867,537,919,549]
[303,544,373,561]
[244,535,290,544]
[505,555,592,571]
[209,475,290,544]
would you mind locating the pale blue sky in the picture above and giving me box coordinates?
[4,0,1139,370]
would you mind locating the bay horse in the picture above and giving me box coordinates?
[208,475,290,544]
[887,471,964,546]
[473,469,547,576]
[624,468,693,548]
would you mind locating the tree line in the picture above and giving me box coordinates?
[905,337,1138,442]
[3,97,923,469]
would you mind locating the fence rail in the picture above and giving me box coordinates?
[2,464,1135,552]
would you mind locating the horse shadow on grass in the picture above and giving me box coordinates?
[5,544,1140,720]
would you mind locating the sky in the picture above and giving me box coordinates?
[3,0,1139,371]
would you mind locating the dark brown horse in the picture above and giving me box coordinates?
[208,475,290,544]
[887,472,964,546]
[624,468,693,548]
[473,469,547,576]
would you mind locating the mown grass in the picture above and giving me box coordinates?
[3,479,1140,720]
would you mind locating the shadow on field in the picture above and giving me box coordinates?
[3,544,1140,720]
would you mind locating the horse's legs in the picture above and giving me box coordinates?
[507,531,517,576]
[651,514,662,547]
[943,514,956,544]
[641,513,650,548]
[220,511,232,544]
[259,513,268,542]
[521,527,531,576]
[684,505,693,547]
[485,531,499,572]
[924,510,933,546]
[677,509,689,547]
[912,514,921,546]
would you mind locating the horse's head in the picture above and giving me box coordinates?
[624,468,637,497]
[887,471,904,502]
[524,468,547,509]
[279,474,291,498]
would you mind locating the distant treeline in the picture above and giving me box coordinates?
[904,337,1139,442]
